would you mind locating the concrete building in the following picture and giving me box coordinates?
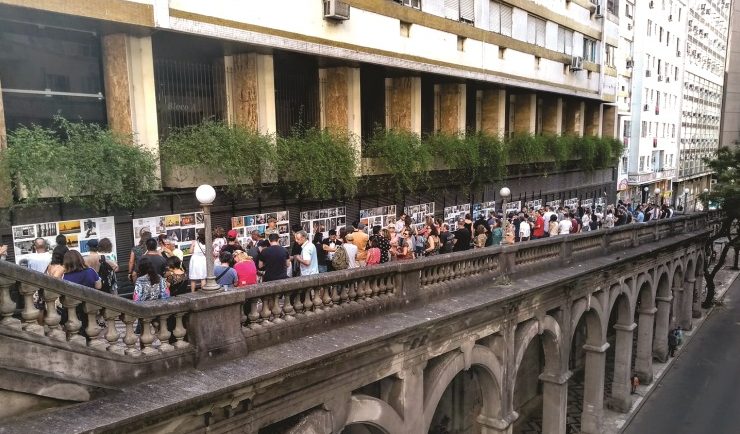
[615,0,635,196]
[674,0,730,211]
[623,0,687,205]
[721,0,740,151]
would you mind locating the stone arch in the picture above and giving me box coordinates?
[604,285,635,412]
[513,316,563,378]
[344,395,403,434]
[606,281,635,328]
[570,295,607,347]
[422,345,503,433]
[652,270,672,363]
[635,272,654,302]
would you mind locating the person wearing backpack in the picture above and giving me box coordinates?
[84,239,119,295]
[323,229,343,271]
[668,328,679,357]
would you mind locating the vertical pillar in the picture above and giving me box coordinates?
[386,77,421,134]
[539,372,570,434]
[541,96,562,135]
[652,297,671,363]
[602,105,617,138]
[562,98,584,136]
[692,274,704,318]
[512,93,536,134]
[609,323,636,412]
[480,89,506,137]
[0,77,12,207]
[584,102,601,137]
[680,278,695,330]
[434,83,465,135]
[635,306,657,381]
[320,66,362,168]
[102,34,160,177]
[225,53,276,134]
[580,343,608,434]
[385,361,426,434]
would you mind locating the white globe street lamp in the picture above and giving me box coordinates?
[196,184,221,293]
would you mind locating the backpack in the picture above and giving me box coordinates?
[98,256,118,295]
[332,245,349,270]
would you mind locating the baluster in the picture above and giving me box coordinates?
[247,298,261,328]
[348,281,357,302]
[0,278,21,329]
[122,314,141,357]
[303,289,315,314]
[104,309,123,354]
[331,285,341,305]
[158,314,174,352]
[370,279,380,298]
[313,287,324,310]
[340,284,349,304]
[271,294,284,323]
[172,313,189,349]
[139,317,157,355]
[18,283,44,335]
[84,303,106,350]
[365,280,374,298]
[283,292,295,318]
[322,285,332,307]
[61,296,86,345]
[357,281,367,300]
[293,290,305,314]
[43,289,65,340]
[260,297,273,325]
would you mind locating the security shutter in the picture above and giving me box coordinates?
[460,0,475,23]
[535,17,546,46]
[557,26,565,52]
[565,29,573,55]
[500,5,513,36]
[444,0,460,20]
[527,16,537,44]
[489,1,501,32]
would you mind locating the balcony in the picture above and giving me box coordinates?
[627,168,676,184]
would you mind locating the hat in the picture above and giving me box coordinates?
[346,233,355,241]
[87,239,99,249]
[227,229,238,239]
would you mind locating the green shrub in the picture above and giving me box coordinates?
[365,128,432,193]
[160,120,276,198]
[2,116,158,211]
[472,132,507,182]
[506,133,547,163]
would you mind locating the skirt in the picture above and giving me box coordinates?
[188,254,208,280]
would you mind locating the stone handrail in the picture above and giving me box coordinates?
[0,211,719,364]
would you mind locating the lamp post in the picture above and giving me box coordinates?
[500,187,511,245]
[643,186,649,204]
[196,184,221,293]
[654,187,661,207]
[683,187,689,213]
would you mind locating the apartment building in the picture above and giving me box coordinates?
[623,0,687,205]
[721,0,740,151]
[616,0,635,195]
[675,0,730,210]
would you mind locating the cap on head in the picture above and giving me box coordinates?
[227,229,238,240]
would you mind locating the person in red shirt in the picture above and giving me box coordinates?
[233,250,258,287]
[532,209,546,239]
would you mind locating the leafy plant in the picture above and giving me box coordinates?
[365,128,432,194]
[506,133,547,164]
[2,116,158,211]
[471,132,507,182]
[549,134,576,168]
[428,133,480,184]
[160,120,276,198]
[276,126,358,200]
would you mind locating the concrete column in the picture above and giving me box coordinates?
[477,415,515,434]
[580,343,608,434]
[385,361,425,434]
[434,83,466,135]
[0,77,11,207]
[102,34,160,174]
[635,306,658,382]
[692,274,704,318]
[680,278,696,330]
[584,102,601,137]
[511,94,537,134]
[539,372,570,434]
[480,89,506,137]
[320,67,362,166]
[541,96,563,135]
[386,77,421,134]
[652,297,672,363]
[225,53,276,134]
[609,323,636,412]
[562,99,584,136]
[602,105,617,138]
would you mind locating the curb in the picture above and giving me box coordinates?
[617,269,740,433]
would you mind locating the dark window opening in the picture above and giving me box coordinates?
[274,52,320,137]
[360,64,386,151]
[465,83,477,133]
[420,77,435,137]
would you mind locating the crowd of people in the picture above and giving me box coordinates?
[1,199,679,303]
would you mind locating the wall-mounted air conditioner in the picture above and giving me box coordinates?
[626,59,634,68]
[324,0,350,20]
[570,56,583,71]
[646,70,652,77]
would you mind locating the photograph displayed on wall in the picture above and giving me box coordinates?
[595,197,607,208]
[231,210,290,250]
[547,200,561,209]
[444,203,470,231]
[472,201,496,221]
[404,202,435,231]
[359,206,397,232]
[12,216,116,265]
[564,198,579,210]
[132,212,203,256]
[300,207,347,239]
[581,199,594,209]
[525,199,542,211]
[503,201,522,216]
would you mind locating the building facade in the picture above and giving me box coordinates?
[623,0,687,205]
[721,0,740,151]
[674,0,730,211]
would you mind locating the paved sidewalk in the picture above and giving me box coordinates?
[602,254,740,434]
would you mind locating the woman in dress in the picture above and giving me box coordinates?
[548,214,560,236]
[211,226,227,266]
[490,219,503,246]
[189,229,208,292]
[366,239,381,266]
[165,256,189,297]
[233,250,258,287]
[473,224,488,248]
[134,260,169,302]
[424,224,440,256]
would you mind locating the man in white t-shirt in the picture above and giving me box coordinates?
[543,206,556,235]
[343,233,359,269]
[519,216,531,241]
[558,217,573,235]
[26,238,52,273]
[294,230,318,276]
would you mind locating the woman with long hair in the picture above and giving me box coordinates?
[134,260,169,302]
[473,224,488,248]
[128,231,151,282]
[424,224,440,256]
[189,229,208,292]
[165,256,189,297]
[63,250,101,290]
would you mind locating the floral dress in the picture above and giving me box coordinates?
[134,276,170,302]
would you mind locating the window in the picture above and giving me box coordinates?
[398,0,421,8]
[583,37,597,62]
[642,120,648,137]
[621,156,628,173]
[557,26,574,54]
[489,1,513,37]
[444,0,475,23]
[607,0,619,15]
[640,156,645,171]
[606,44,616,67]
[625,3,633,18]
[647,20,652,36]
[527,15,546,47]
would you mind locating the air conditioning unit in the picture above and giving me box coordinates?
[626,59,634,68]
[594,5,603,18]
[658,75,663,81]
[649,0,654,8]
[570,56,583,71]
[669,14,673,21]
[644,104,649,111]
[323,0,350,20]
[677,50,682,57]
[396,0,421,8]
[646,69,652,77]
[666,77,670,83]
[627,23,633,30]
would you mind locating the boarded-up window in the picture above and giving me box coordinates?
[460,0,475,23]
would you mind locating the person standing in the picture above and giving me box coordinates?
[211,227,227,266]
[532,210,545,239]
[165,256,189,296]
[343,233,360,268]
[668,328,679,357]
[26,238,52,273]
[370,226,392,263]
[233,250,258,287]
[322,229,342,272]
[452,219,472,252]
[473,225,488,248]
[352,223,369,266]
[188,229,208,292]
[213,251,238,289]
[258,234,290,282]
[490,219,503,246]
[558,214,573,235]
[549,214,560,236]
[134,260,169,302]
[138,238,167,278]
[219,230,243,256]
[294,230,319,276]
[542,206,555,237]
[63,250,102,290]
